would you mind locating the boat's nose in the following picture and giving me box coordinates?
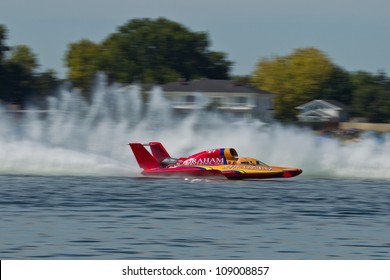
[282,168,303,178]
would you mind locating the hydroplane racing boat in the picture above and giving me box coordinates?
[129,142,302,179]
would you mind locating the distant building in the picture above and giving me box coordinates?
[160,79,274,122]
[295,99,349,122]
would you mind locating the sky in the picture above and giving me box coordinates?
[1,0,389,78]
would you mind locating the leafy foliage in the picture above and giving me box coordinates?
[9,45,38,74]
[65,18,232,89]
[65,39,100,92]
[0,25,59,107]
[350,71,390,122]
[252,48,354,121]
[0,24,10,63]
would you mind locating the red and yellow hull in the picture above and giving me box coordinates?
[141,165,302,179]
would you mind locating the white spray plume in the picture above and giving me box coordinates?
[1,74,389,178]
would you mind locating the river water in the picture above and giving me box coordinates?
[1,176,389,259]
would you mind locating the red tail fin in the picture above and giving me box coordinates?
[129,143,160,170]
[149,142,171,164]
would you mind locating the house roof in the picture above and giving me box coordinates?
[160,79,273,95]
[322,100,349,110]
[300,110,333,118]
[296,99,348,110]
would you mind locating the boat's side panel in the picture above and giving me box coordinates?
[141,167,224,178]
[142,165,290,179]
[203,164,285,179]
[220,170,284,179]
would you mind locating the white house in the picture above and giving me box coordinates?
[160,79,274,122]
[295,99,349,122]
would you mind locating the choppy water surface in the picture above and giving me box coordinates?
[1,176,389,259]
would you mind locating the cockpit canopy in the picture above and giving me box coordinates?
[224,148,238,160]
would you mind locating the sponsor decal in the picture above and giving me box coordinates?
[183,157,224,165]
[222,165,273,171]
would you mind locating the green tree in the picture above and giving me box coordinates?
[320,66,353,104]
[64,39,100,92]
[32,69,59,101]
[252,47,340,121]
[1,62,32,105]
[0,25,59,106]
[99,17,232,83]
[2,45,38,105]
[201,51,232,79]
[0,24,10,100]
[0,24,10,63]
[65,17,232,88]
[350,71,390,122]
[9,45,38,74]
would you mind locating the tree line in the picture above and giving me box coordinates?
[65,18,231,90]
[0,25,58,108]
[252,48,390,122]
[1,18,389,122]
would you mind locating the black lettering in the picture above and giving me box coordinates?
[122,267,127,276]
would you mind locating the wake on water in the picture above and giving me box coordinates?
[1,74,389,179]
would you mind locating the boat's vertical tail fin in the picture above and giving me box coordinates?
[149,142,171,164]
[129,143,160,170]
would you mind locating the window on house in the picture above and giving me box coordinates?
[184,95,196,104]
[234,96,248,104]
[210,97,223,105]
